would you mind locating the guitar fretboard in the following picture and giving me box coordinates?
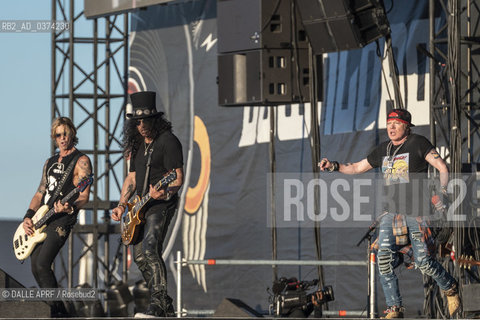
[33,175,92,229]
[133,171,176,212]
[34,187,79,229]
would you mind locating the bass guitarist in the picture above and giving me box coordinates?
[111,91,183,318]
[22,117,92,317]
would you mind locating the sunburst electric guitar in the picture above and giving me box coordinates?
[121,169,177,245]
[13,175,93,261]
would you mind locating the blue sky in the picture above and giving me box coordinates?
[0,2,56,220]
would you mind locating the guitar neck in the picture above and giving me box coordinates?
[134,176,173,210]
[136,180,164,207]
[34,188,79,229]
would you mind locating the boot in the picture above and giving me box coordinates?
[381,306,404,319]
[134,305,160,318]
[162,294,175,317]
[151,291,175,317]
[443,283,460,317]
[134,291,175,318]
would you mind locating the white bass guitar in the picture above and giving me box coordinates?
[13,175,93,260]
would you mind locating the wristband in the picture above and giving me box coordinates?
[24,208,36,220]
[328,161,339,172]
[164,188,172,201]
[68,204,77,215]
[441,185,448,194]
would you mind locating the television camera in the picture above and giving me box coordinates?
[269,277,334,317]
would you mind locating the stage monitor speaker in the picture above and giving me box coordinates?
[462,283,480,312]
[0,268,51,318]
[0,301,51,318]
[217,0,308,53]
[213,298,263,317]
[218,48,312,106]
[0,268,24,288]
[297,0,390,54]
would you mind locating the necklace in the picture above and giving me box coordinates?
[386,138,406,162]
[144,141,153,156]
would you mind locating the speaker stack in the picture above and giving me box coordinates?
[217,0,311,106]
[296,0,391,54]
[217,0,391,106]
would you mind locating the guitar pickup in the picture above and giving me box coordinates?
[19,237,23,246]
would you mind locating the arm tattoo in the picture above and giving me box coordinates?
[75,157,92,184]
[430,149,440,159]
[78,158,92,176]
[122,184,135,201]
[37,163,47,195]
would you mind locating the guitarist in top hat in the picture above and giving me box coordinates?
[22,117,92,316]
[111,91,184,318]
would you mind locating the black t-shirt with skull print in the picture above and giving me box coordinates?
[41,149,84,226]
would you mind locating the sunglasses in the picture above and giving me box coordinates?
[55,132,69,138]
[135,119,150,126]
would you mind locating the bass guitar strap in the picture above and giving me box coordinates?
[49,153,82,206]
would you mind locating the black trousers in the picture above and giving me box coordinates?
[30,215,75,288]
[30,214,75,316]
[133,202,176,308]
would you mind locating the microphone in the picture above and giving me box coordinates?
[431,194,445,212]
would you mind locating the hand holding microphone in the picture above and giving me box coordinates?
[431,194,446,213]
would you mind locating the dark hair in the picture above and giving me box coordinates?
[122,114,172,157]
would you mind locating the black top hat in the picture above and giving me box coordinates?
[127,91,163,120]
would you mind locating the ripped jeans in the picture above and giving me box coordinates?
[377,213,456,307]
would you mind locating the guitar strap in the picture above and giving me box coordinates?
[141,147,154,197]
[49,153,82,206]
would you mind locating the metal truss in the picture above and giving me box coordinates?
[429,0,480,166]
[427,0,480,317]
[51,0,128,291]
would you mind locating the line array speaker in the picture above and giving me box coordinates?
[217,0,308,53]
[217,0,314,106]
[218,48,312,106]
[297,0,391,54]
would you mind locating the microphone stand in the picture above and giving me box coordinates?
[356,212,389,319]
[356,211,388,247]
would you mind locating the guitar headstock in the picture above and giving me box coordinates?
[77,174,94,192]
[458,255,479,269]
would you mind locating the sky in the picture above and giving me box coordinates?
[0,1,52,220]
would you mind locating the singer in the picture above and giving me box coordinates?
[318,109,460,318]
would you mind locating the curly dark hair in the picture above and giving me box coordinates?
[123,114,172,157]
